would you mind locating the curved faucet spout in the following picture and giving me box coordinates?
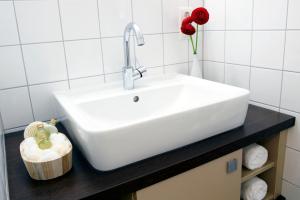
[123,23,145,68]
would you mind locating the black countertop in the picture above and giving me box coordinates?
[5,105,295,200]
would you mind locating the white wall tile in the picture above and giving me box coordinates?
[281,72,300,113]
[287,0,300,29]
[0,87,33,129]
[282,180,300,200]
[203,0,225,30]
[98,0,132,37]
[253,0,288,30]
[144,67,164,77]
[226,0,253,30]
[249,101,280,112]
[225,64,250,89]
[284,31,300,72]
[59,0,100,40]
[65,39,103,79]
[164,33,188,65]
[0,2,19,46]
[132,0,162,34]
[251,31,285,70]
[204,31,224,62]
[280,109,300,151]
[70,75,105,89]
[135,34,163,67]
[14,0,62,43]
[250,68,282,106]
[189,0,203,8]
[101,37,124,73]
[162,0,188,33]
[203,61,224,83]
[284,148,300,186]
[104,72,122,83]
[29,81,69,121]
[225,31,252,65]
[0,46,27,89]
[165,63,189,75]
[22,42,68,84]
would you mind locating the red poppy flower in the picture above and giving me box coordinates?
[191,7,209,25]
[181,16,195,35]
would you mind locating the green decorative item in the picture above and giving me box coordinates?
[35,124,52,150]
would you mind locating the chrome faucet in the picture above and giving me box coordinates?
[123,23,146,90]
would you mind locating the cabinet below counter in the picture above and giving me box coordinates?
[5,105,295,200]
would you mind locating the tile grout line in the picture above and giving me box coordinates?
[56,0,71,90]
[161,0,166,74]
[282,178,300,189]
[223,0,227,83]
[248,0,255,92]
[96,0,107,83]
[278,0,290,110]
[11,0,36,121]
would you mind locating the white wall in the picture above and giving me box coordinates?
[202,0,300,199]
[0,0,203,133]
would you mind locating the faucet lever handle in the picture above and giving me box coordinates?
[133,66,147,80]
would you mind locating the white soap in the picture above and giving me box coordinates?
[39,149,60,162]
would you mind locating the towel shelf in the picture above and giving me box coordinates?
[241,161,275,183]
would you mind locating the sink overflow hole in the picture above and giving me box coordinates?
[133,96,139,102]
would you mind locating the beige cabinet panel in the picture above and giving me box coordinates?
[135,149,242,200]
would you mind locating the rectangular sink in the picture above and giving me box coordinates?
[54,74,249,171]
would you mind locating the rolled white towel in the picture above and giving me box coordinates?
[241,177,268,200]
[243,143,268,170]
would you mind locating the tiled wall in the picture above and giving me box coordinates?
[202,0,300,198]
[0,0,203,133]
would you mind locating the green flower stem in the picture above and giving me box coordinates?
[195,24,199,54]
[189,35,196,54]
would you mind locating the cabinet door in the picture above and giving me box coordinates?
[135,149,242,200]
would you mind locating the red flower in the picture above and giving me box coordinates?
[181,16,195,35]
[191,7,209,25]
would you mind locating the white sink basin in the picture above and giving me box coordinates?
[54,74,249,171]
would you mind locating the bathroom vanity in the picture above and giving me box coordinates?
[5,105,295,200]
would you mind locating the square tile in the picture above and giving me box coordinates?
[253,0,288,29]
[14,0,62,43]
[162,0,188,33]
[144,67,164,77]
[225,31,252,65]
[104,72,122,83]
[0,2,19,46]
[65,39,103,79]
[225,64,250,89]
[165,63,188,75]
[132,0,162,34]
[22,42,68,84]
[164,33,188,65]
[284,31,300,72]
[101,37,124,73]
[189,0,203,8]
[203,0,225,30]
[280,109,300,151]
[250,67,282,106]
[203,61,224,83]
[0,87,34,129]
[226,0,253,30]
[98,0,132,37]
[70,75,105,89]
[135,34,163,67]
[281,71,300,113]
[282,180,300,200]
[203,31,224,62]
[29,81,69,121]
[251,31,285,70]
[0,46,27,89]
[59,0,100,40]
[287,0,300,29]
[284,148,300,186]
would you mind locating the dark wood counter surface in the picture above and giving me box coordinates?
[5,105,295,200]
